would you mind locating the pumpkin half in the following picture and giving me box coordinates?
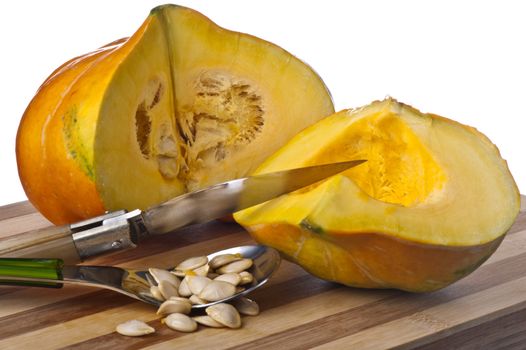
[16,4,333,225]
[234,98,520,292]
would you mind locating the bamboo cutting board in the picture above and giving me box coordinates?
[0,197,525,350]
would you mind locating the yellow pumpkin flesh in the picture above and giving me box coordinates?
[234,98,520,292]
[16,5,334,224]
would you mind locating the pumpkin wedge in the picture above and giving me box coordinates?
[234,98,520,292]
[16,5,333,224]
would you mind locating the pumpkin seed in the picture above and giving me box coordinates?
[193,264,210,276]
[199,281,237,302]
[239,271,254,285]
[158,280,179,299]
[150,285,164,301]
[171,270,186,278]
[157,299,192,315]
[175,256,208,271]
[207,272,220,279]
[163,313,197,332]
[214,273,241,286]
[216,258,253,274]
[149,267,180,288]
[116,320,155,337]
[186,275,212,295]
[209,253,241,269]
[189,294,208,305]
[206,303,241,329]
[169,296,191,303]
[193,315,225,328]
[178,278,192,297]
[232,297,260,316]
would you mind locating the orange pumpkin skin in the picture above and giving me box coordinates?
[248,224,503,292]
[16,23,149,224]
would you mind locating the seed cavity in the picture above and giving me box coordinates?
[135,78,164,159]
[177,71,265,188]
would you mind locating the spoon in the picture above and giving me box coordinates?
[0,245,280,308]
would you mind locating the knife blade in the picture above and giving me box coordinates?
[0,160,365,263]
[142,159,366,234]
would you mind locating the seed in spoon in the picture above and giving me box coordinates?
[189,294,208,305]
[193,264,210,276]
[157,299,192,316]
[178,278,192,297]
[171,270,186,278]
[163,313,197,333]
[116,320,155,337]
[214,273,241,286]
[206,303,241,329]
[216,258,253,274]
[159,280,179,299]
[232,297,260,316]
[199,281,237,302]
[239,271,254,285]
[193,315,225,328]
[149,268,180,288]
[186,275,212,295]
[175,256,208,271]
[209,253,242,269]
[150,286,164,301]
[169,296,191,303]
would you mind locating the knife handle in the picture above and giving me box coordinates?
[0,258,64,288]
[0,225,81,264]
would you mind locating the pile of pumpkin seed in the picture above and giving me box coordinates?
[116,253,260,336]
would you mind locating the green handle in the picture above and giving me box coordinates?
[0,258,64,288]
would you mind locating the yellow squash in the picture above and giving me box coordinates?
[16,5,334,224]
[234,99,520,292]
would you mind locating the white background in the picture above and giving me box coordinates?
[1,0,525,206]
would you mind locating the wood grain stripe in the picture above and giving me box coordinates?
[313,277,526,349]
[220,248,526,350]
[420,307,526,350]
[0,197,523,349]
[0,212,51,238]
[0,201,35,221]
[0,303,156,350]
[0,290,133,341]
[63,247,526,350]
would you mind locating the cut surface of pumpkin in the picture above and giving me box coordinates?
[16,5,333,224]
[234,98,520,291]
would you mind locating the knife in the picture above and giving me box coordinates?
[0,160,365,263]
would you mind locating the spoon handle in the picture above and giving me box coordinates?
[0,258,64,288]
